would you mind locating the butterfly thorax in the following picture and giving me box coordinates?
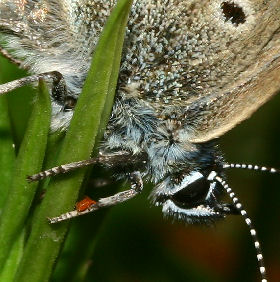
[102,91,223,184]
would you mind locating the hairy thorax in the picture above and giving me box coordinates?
[102,89,219,183]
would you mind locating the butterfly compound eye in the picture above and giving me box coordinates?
[171,172,209,206]
[221,1,246,25]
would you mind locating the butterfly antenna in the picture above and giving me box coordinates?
[223,163,279,174]
[208,171,267,282]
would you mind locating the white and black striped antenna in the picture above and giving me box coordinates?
[208,171,267,282]
[223,163,279,174]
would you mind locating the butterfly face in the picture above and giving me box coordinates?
[151,170,237,224]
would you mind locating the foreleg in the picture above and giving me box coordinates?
[48,171,143,223]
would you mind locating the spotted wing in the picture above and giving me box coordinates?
[182,0,280,143]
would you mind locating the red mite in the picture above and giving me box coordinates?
[75,196,97,212]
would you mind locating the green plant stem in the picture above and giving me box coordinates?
[0,84,15,210]
[14,1,132,281]
[0,80,51,271]
[0,229,24,281]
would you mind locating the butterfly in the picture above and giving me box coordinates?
[1,1,280,281]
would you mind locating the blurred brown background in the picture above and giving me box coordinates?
[0,54,279,282]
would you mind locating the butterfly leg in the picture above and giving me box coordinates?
[0,71,68,105]
[0,46,24,68]
[48,171,143,223]
[27,151,132,182]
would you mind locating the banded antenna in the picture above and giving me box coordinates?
[223,163,279,174]
[208,171,267,282]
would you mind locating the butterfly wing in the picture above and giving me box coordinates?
[182,0,280,143]
[0,1,75,59]
[1,0,280,138]
[0,0,115,92]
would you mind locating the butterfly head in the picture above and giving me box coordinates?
[150,169,237,224]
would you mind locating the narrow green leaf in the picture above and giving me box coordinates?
[0,55,34,146]
[0,66,15,210]
[52,210,108,282]
[15,1,133,281]
[0,80,51,270]
[0,229,24,281]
